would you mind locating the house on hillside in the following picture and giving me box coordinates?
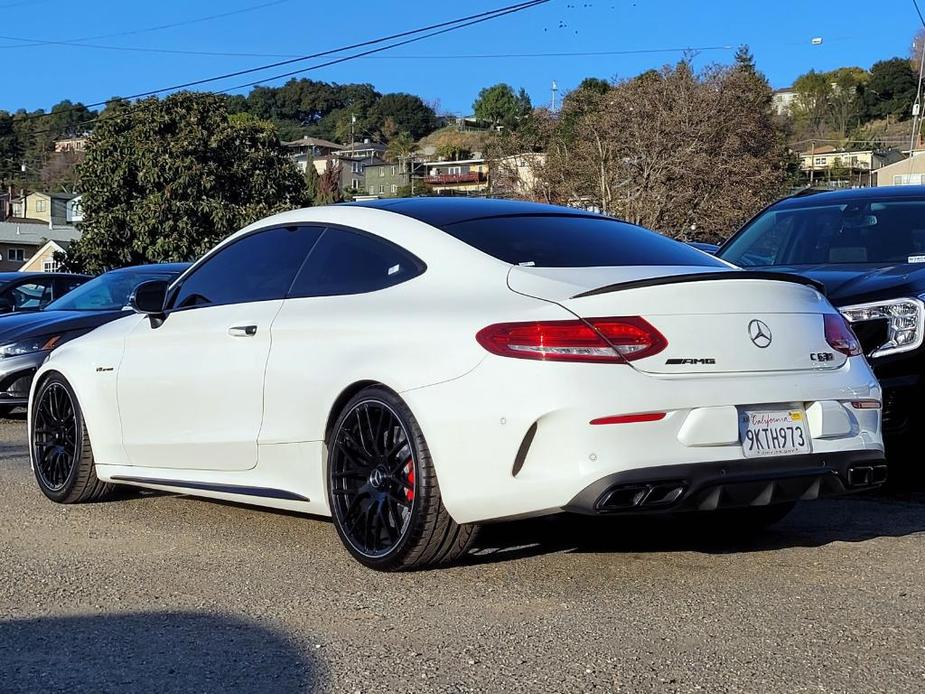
[315,155,387,194]
[0,221,81,272]
[422,158,489,196]
[873,152,925,185]
[53,136,88,153]
[772,87,796,116]
[333,141,388,160]
[798,146,904,187]
[11,192,79,225]
[283,136,343,172]
[363,161,425,197]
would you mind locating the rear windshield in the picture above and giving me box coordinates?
[442,214,726,268]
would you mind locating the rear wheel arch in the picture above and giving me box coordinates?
[325,380,392,444]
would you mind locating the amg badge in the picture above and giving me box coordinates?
[665,358,716,365]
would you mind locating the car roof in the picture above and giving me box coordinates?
[0,271,90,281]
[774,185,925,210]
[103,263,191,275]
[346,197,603,227]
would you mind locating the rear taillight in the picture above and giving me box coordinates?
[824,314,862,357]
[476,316,667,363]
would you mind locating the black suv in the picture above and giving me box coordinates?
[716,185,925,449]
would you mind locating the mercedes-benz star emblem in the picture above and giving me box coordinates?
[748,319,772,348]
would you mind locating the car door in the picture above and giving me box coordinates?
[260,226,425,452]
[116,225,323,471]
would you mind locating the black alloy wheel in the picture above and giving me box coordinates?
[327,386,477,571]
[31,373,114,504]
[33,381,79,492]
[330,399,416,559]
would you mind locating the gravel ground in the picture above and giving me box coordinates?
[1,413,924,693]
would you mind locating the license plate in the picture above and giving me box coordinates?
[739,409,811,459]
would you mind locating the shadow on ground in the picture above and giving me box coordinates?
[469,488,925,565]
[0,611,322,693]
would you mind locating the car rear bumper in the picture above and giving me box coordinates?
[404,354,883,524]
[563,449,886,515]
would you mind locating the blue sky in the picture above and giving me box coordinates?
[4,0,921,115]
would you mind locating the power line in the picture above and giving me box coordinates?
[15,0,548,125]
[914,0,925,27]
[0,0,295,49]
[20,0,550,137]
[0,38,734,61]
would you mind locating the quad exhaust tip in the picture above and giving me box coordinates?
[847,464,888,488]
[597,482,686,511]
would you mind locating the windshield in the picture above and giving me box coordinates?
[719,199,925,267]
[442,215,727,268]
[44,269,179,312]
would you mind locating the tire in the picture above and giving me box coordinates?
[30,373,115,504]
[327,386,478,571]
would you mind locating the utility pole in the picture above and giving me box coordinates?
[809,140,815,186]
[551,80,558,112]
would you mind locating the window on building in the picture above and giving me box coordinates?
[43,259,60,272]
[391,166,397,176]
[814,157,827,166]
[35,200,47,213]
[449,166,463,175]
[391,184,398,194]
[894,174,925,185]
[379,185,386,194]
[7,248,24,262]
[379,168,385,177]
[352,178,361,189]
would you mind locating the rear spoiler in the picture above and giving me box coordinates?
[572,271,827,299]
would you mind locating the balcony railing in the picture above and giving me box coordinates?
[423,172,484,184]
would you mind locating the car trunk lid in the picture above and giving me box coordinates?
[507,266,844,374]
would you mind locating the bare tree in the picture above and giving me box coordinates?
[540,59,788,242]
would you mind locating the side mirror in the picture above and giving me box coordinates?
[130,279,168,316]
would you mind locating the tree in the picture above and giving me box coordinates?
[64,92,308,273]
[473,83,532,129]
[304,161,320,203]
[791,70,833,136]
[314,160,344,205]
[862,58,918,121]
[370,93,437,140]
[827,67,867,136]
[539,59,787,241]
[385,131,415,159]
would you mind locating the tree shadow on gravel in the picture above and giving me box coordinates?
[0,611,323,693]
[467,491,925,566]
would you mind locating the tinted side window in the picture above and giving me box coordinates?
[8,280,53,309]
[172,226,323,309]
[289,228,423,298]
[441,215,727,268]
[54,276,87,299]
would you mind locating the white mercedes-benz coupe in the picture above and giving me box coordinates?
[28,199,885,570]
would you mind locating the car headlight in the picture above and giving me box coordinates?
[840,297,925,358]
[0,334,65,358]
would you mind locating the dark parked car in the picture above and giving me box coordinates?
[0,263,188,415]
[0,272,90,314]
[716,185,925,449]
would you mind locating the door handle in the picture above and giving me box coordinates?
[228,325,258,337]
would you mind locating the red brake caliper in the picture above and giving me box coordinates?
[403,458,415,502]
